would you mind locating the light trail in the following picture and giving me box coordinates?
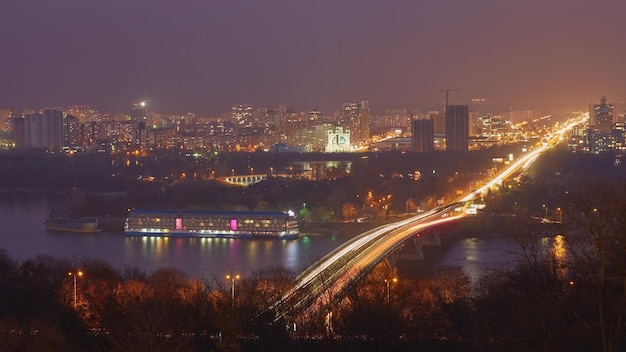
[268,112,588,321]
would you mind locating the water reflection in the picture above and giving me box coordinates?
[0,195,572,280]
[552,234,567,261]
[431,235,570,284]
[123,236,343,278]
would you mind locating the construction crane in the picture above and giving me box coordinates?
[440,88,461,109]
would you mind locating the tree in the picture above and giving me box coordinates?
[342,203,357,222]
[240,267,295,350]
[335,264,408,350]
[564,181,626,352]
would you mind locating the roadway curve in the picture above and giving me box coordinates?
[268,113,588,322]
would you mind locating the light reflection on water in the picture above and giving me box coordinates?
[430,235,569,283]
[123,235,336,278]
[0,194,567,280]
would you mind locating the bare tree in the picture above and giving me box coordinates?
[564,181,626,352]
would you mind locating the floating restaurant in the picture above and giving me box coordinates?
[125,209,299,239]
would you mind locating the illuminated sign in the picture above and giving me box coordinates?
[230,219,238,231]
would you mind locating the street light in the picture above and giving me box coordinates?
[68,271,83,309]
[542,204,548,220]
[231,168,235,177]
[384,278,397,303]
[226,273,240,307]
[557,207,562,222]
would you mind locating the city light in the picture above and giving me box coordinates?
[226,273,240,307]
[68,271,83,309]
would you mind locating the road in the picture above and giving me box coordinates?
[268,113,588,322]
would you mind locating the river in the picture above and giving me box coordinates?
[0,193,528,281]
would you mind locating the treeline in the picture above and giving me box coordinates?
[62,147,518,221]
[1,147,517,215]
[0,151,119,191]
[2,175,625,352]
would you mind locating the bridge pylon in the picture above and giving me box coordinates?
[383,250,400,271]
[397,229,441,261]
[397,234,424,261]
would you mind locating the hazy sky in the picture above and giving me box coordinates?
[2,0,625,114]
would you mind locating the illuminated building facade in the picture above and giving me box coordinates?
[586,97,619,154]
[232,104,254,127]
[64,114,80,147]
[590,96,615,134]
[326,126,352,152]
[125,209,299,239]
[341,100,370,145]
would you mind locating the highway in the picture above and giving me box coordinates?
[268,113,588,322]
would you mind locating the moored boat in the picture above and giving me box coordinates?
[45,217,101,233]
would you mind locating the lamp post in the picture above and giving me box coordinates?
[384,278,397,303]
[68,271,83,309]
[226,273,240,307]
[542,204,548,220]
[557,207,562,222]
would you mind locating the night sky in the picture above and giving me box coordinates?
[2,0,625,114]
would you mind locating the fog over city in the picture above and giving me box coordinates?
[2,0,626,113]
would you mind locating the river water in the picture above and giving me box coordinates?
[0,194,526,281]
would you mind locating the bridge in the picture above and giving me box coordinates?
[219,173,298,186]
[264,114,588,324]
[219,174,267,186]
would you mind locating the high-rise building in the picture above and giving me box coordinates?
[411,118,434,152]
[19,109,64,150]
[134,121,149,148]
[232,104,254,127]
[64,114,80,147]
[341,100,370,144]
[265,108,278,129]
[81,122,99,146]
[9,116,25,148]
[590,97,616,134]
[372,109,409,131]
[308,109,322,126]
[430,111,445,134]
[446,105,469,152]
[469,109,480,136]
[585,97,619,153]
[42,109,64,150]
[130,102,147,122]
[24,113,42,148]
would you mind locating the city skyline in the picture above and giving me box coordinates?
[2,1,626,114]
